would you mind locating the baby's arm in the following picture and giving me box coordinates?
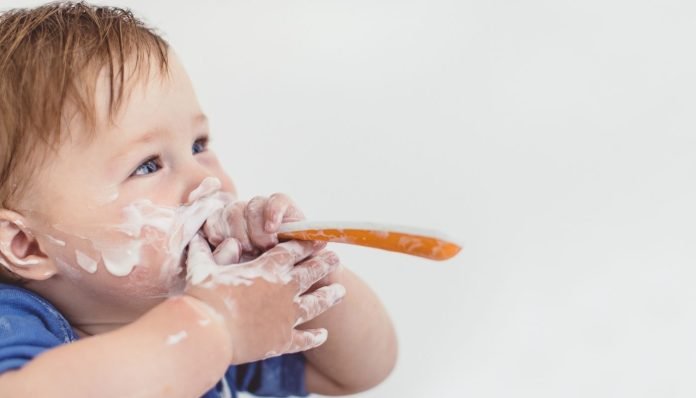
[301,266,398,395]
[0,239,341,397]
[0,296,231,397]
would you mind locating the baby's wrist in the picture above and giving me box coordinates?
[175,295,233,363]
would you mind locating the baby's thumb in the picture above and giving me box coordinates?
[186,233,218,285]
[213,238,242,265]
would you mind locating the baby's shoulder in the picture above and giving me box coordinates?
[0,283,77,344]
[0,283,78,373]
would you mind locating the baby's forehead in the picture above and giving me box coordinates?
[82,56,172,127]
[61,55,177,143]
[73,66,201,157]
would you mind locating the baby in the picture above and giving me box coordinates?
[0,3,397,397]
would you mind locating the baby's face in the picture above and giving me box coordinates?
[21,54,236,323]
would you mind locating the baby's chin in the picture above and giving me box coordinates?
[113,253,187,299]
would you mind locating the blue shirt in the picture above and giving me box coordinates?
[0,283,308,397]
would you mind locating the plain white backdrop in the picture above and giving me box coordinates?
[5,1,696,397]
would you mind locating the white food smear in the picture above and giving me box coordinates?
[186,239,302,288]
[75,250,98,274]
[53,177,236,277]
[397,236,423,252]
[104,177,232,277]
[104,187,119,203]
[96,185,120,206]
[371,230,389,238]
[46,235,66,247]
[166,330,188,345]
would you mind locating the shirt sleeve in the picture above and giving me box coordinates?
[227,353,309,397]
[0,284,77,374]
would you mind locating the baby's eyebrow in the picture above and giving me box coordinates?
[129,129,163,147]
[111,129,165,162]
[111,113,209,161]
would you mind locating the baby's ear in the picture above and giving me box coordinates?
[0,209,57,281]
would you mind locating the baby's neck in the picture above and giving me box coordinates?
[25,277,162,337]
[72,322,123,337]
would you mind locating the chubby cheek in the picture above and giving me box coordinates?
[128,240,187,295]
[42,227,185,296]
[37,175,234,295]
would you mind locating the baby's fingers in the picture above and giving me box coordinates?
[285,328,329,355]
[292,250,340,292]
[204,201,249,249]
[265,193,305,233]
[213,238,242,265]
[252,240,322,277]
[246,196,277,251]
[186,234,218,285]
[187,234,214,263]
[294,283,346,326]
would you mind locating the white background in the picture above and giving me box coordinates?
[5,1,696,397]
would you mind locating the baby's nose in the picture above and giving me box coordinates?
[186,176,222,204]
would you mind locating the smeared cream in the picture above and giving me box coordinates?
[183,218,345,361]
[51,177,237,278]
[90,184,120,207]
[166,330,188,345]
[186,239,308,288]
[45,235,67,247]
[104,188,119,204]
[397,236,424,252]
[262,329,328,359]
[75,250,98,273]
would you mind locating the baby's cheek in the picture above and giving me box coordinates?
[38,231,101,277]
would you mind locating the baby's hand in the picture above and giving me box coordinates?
[185,234,345,365]
[203,193,308,260]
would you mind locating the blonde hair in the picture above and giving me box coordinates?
[0,1,170,209]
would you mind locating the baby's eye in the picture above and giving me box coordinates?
[192,137,208,155]
[131,156,162,177]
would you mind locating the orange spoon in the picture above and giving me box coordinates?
[277,221,462,261]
